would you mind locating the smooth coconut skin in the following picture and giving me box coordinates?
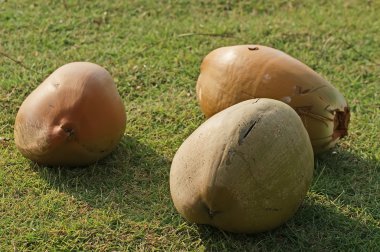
[170,98,314,233]
[196,45,350,154]
[14,62,126,166]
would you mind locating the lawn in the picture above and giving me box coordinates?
[0,0,379,251]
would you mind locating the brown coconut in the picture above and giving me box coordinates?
[170,98,314,233]
[196,45,350,153]
[14,62,126,166]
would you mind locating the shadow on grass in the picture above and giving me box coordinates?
[32,142,379,250]
[313,149,379,217]
[196,201,380,251]
[195,149,380,251]
[32,135,172,219]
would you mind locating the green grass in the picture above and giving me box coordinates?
[1,0,379,250]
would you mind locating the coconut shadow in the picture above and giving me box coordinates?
[32,135,172,216]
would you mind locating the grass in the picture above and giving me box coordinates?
[0,0,379,250]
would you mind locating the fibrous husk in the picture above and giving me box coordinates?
[196,45,350,153]
[170,98,314,233]
[14,62,126,166]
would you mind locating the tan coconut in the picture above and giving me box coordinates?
[14,62,126,166]
[196,45,350,153]
[170,98,314,233]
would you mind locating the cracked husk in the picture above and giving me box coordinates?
[170,98,314,233]
[196,45,350,154]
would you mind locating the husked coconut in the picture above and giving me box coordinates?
[170,98,314,233]
[14,62,126,166]
[196,45,350,153]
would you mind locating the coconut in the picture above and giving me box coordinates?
[14,62,126,166]
[170,98,314,233]
[196,45,350,153]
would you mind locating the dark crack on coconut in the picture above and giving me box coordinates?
[202,201,221,219]
[332,106,350,140]
[239,118,261,145]
[60,122,76,139]
[62,128,74,137]
[248,46,259,51]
